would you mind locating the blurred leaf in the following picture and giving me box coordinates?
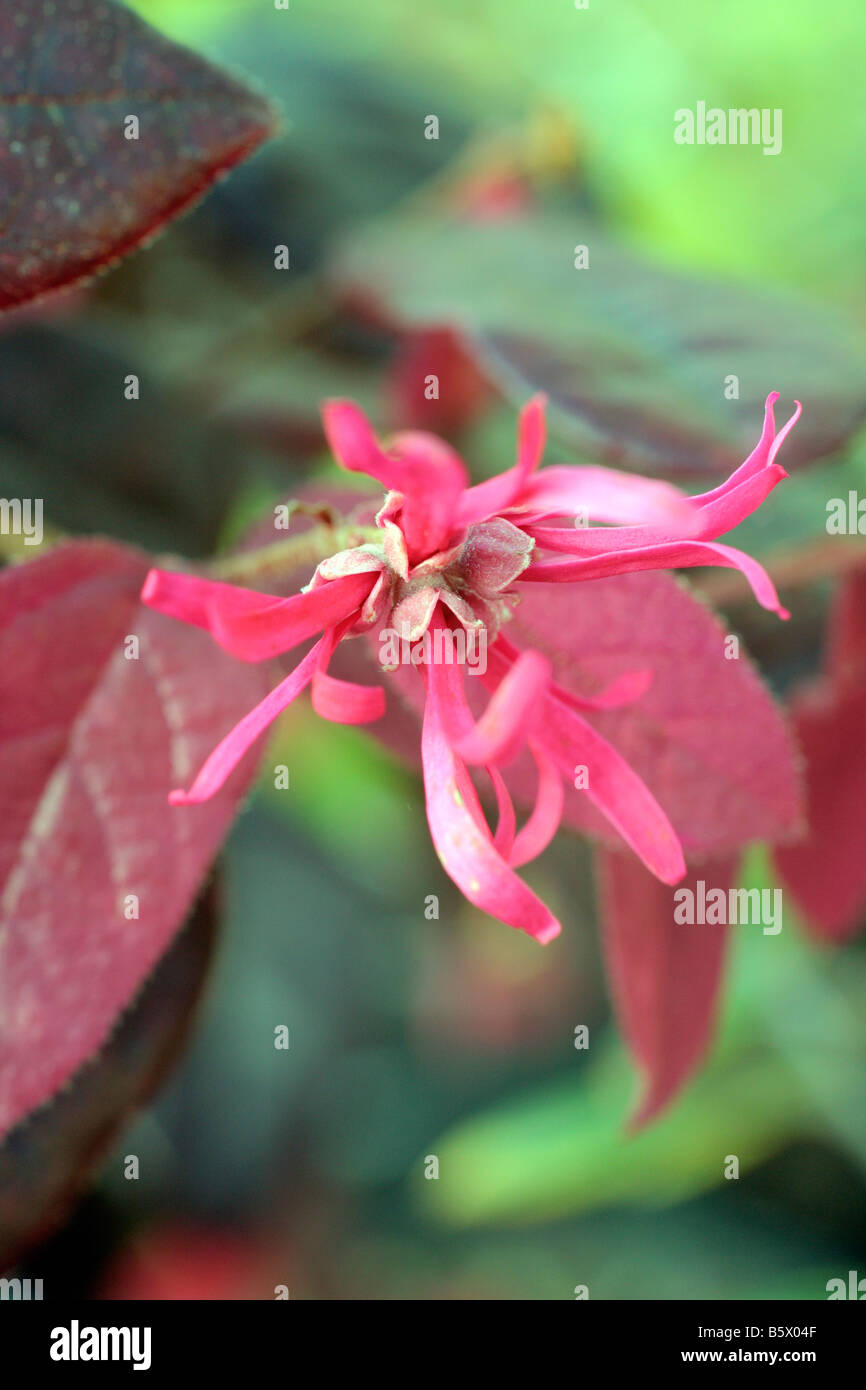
[0,322,245,554]
[274,0,866,292]
[0,883,219,1271]
[775,685,866,942]
[827,566,866,688]
[0,0,277,312]
[420,851,866,1226]
[0,540,266,1140]
[208,344,384,461]
[98,1220,278,1300]
[386,328,492,435]
[147,18,474,285]
[597,851,736,1125]
[775,569,866,941]
[418,1042,807,1226]
[335,210,866,473]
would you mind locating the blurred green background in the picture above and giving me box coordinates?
[8,0,866,1298]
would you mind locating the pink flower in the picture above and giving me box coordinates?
[142,391,800,943]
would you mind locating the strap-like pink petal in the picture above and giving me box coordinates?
[455,394,547,526]
[168,639,324,804]
[322,399,468,557]
[506,464,697,528]
[143,567,376,662]
[388,430,471,558]
[428,624,550,766]
[321,399,405,487]
[311,622,386,724]
[510,742,564,868]
[525,461,787,557]
[525,538,788,617]
[209,571,378,660]
[488,765,517,860]
[692,394,801,505]
[142,568,284,631]
[421,674,561,942]
[540,691,686,885]
[492,632,652,711]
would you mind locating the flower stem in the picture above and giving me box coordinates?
[206,520,379,584]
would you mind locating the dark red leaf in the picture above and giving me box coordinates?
[0,540,266,1139]
[0,0,278,312]
[336,210,866,474]
[774,680,866,942]
[774,567,866,942]
[98,1222,281,1301]
[596,849,737,1126]
[826,566,866,691]
[0,883,219,1270]
[386,328,492,435]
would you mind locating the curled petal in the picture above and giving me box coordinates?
[311,622,386,724]
[142,568,282,631]
[421,673,562,943]
[558,668,654,711]
[505,464,697,528]
[312,670,385,723]
[693,393,801,505]
[492,632,653,711]
[540,692,686,885]
[428,625,550,766]
[488,765,517,860]
[520,397,798,557]
[510,742,564,868]
[525,463,786,557]
[525,538,788,617]
[455,393,548,526]
[209,571,379,661]
[388,430,471,558]
[169,640,323,805]
[322,399,468,557]
[452,753,493,840]
[322,399,405,488]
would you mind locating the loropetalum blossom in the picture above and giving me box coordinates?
[142,391,800,943]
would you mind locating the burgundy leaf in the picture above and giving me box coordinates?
[0,883,218,1271]
[0,541,266,1139]
[336,210,866,474]
[774,681,866,942]
[0,0,278,312]
[774,567,866,942]
[596,849,737,1126]
[826,566,866,691]
[386,328,492,434]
